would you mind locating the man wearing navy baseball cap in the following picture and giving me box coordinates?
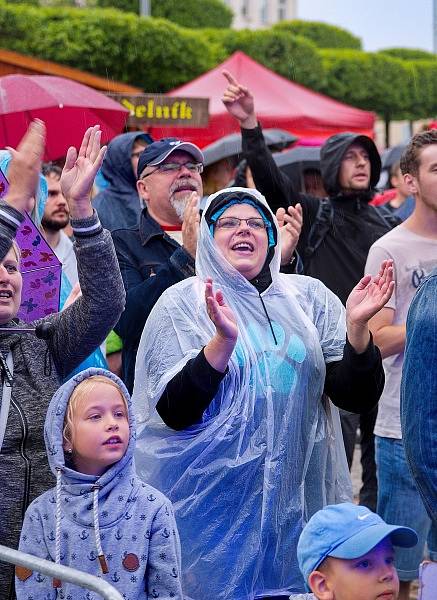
[112,137,204,391]
[297,502,417,600]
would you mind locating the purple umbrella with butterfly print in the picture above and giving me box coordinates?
[0,167,62,321]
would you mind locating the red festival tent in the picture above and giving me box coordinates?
[149,51,375,147]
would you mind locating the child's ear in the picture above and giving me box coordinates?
[63,441,73,455]
[308,570,334,600]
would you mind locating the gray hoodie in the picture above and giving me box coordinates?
[16,368,183,600]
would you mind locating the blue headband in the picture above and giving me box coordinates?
[208,198,275,247]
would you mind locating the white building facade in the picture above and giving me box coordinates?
[223,0,297,30]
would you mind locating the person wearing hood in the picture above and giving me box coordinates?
[93,132,153,232]
[0,122,126,599]
[132,187,393,600]
[221,71,391,514]
[113,138,302,392]
[15,368,183,600]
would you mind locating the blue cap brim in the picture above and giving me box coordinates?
[329,523,418,560]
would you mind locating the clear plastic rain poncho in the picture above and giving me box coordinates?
[133,188,352,600]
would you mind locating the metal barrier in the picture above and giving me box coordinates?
[0,544,123,600]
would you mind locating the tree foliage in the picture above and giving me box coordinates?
[319,49,412,121]
[201,28,325,90]
[93,0,233,28]
[379,47,437,61]
[0,3,222,91]
[273,19,361,50]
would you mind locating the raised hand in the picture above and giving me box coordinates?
[346,260,395,326]
[182,192,200,258]
[277,203,303,266]
[4,119,46,213]
[221,70,257,129]
[60,125,106,219]
[205,277,238,342]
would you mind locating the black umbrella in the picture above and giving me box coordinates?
[377,143,408,190]
[273,146,321,193]
[203,129,298,167]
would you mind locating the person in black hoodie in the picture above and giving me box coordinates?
[222,71,391,512]
[93,131,153,232]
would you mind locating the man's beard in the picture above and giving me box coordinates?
[169,178,199,222]
[169,194,191,222]
[42,214,69,231]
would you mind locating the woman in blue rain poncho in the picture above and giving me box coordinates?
[133,187,393,600]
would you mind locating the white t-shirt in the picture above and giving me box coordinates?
[365,224,437,439]
[54,230,79,287]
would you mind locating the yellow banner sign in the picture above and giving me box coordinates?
[108,93,209,127]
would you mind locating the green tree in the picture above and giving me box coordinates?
[273,19,361,50]
[379,48,437,61]
[201,28,325,91]
[0,4,222,91]
[319,49,412,144]
[94,0,233,27]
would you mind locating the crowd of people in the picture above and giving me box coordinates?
[0,71,436,600]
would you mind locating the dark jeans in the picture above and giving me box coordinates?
[340,407,378,512]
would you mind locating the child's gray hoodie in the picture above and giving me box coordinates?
[15,367,183,600]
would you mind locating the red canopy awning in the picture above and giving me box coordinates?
[149,51,375,147]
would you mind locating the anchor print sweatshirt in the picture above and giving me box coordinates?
[15,368,183,600]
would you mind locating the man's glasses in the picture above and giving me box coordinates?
[140,162,203,179]
[215,217,267,230]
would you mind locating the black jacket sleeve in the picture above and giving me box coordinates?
[156,348,226,431]
[324,335,384,414]
[157,335,384,430]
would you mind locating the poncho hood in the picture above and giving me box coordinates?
[197,187,281,295]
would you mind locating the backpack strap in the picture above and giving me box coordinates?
[372,204,402,229]
[304,197,334,262]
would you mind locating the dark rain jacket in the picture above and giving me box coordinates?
[112,209,195,393]
[242,126,391,305]
[93,132,152,232]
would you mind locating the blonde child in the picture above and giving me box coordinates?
[16,368,183,600]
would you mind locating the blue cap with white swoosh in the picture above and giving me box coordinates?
[297,502,418,587]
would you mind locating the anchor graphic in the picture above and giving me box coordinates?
[79,530,89,541]
[111,572,121,583]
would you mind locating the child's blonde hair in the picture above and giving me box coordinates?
[63,375,128,450]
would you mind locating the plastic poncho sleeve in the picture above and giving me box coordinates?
[301,275,346,363]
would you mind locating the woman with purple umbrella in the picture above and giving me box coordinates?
[0,121,125,599]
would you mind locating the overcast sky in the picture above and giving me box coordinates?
[298,0,434,52]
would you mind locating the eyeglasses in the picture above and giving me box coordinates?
[140,162,203,179]
[215,217,267,230]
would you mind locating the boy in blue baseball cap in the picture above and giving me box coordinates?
[297,502,418,600]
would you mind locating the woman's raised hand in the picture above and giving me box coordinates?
[346,260,395,326]
[5,119,46,213]
[60,125,106,219]
[277,203,303,266]
[205,277,238,343]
